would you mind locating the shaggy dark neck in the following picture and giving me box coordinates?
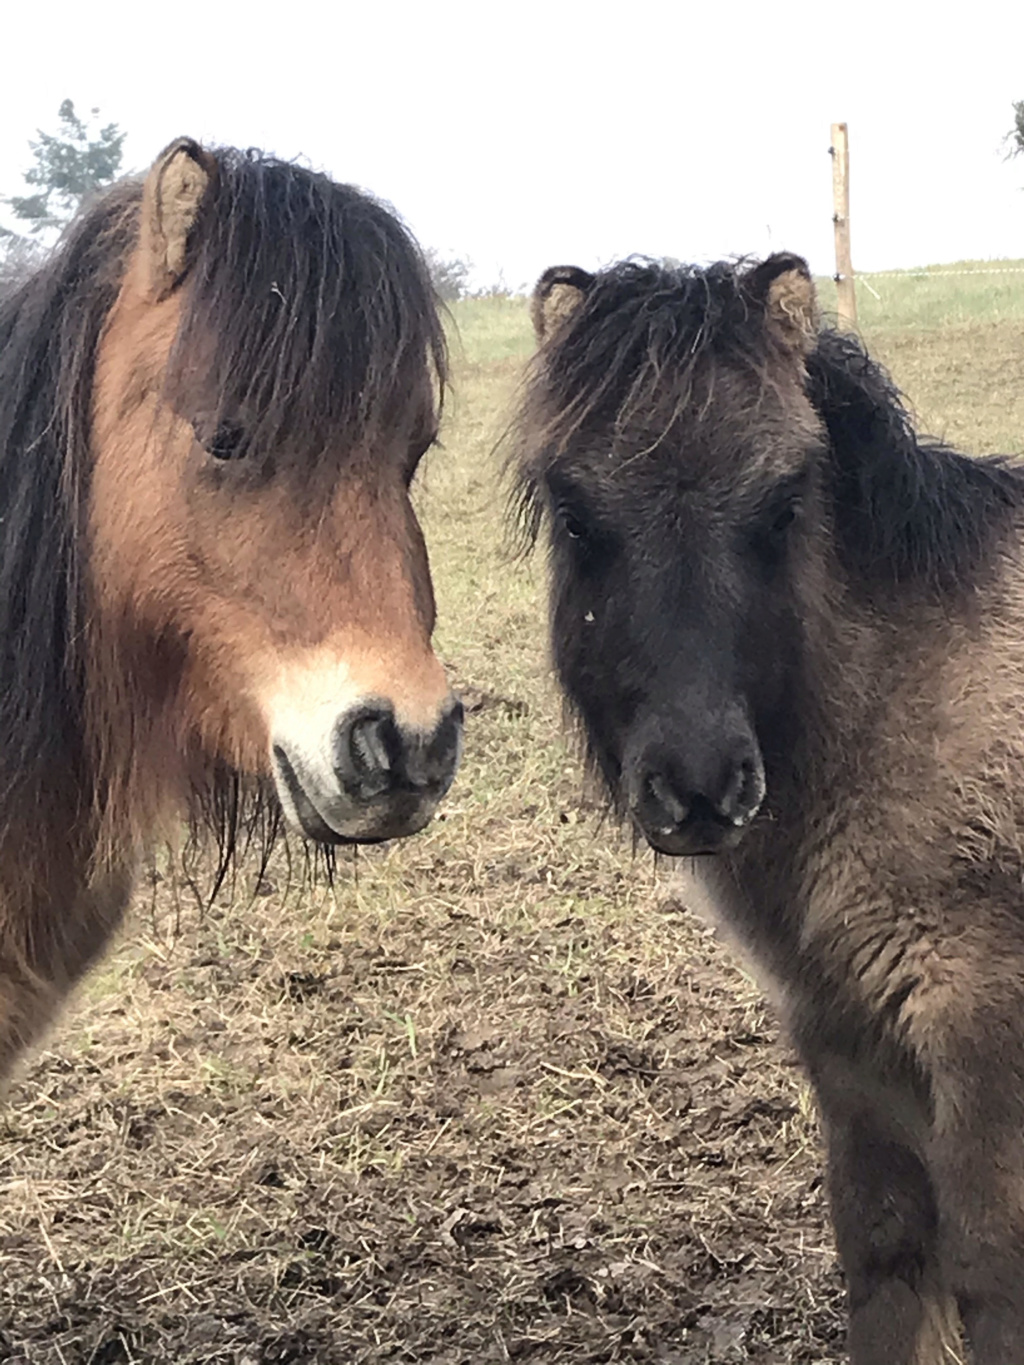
[807,330,1024,599]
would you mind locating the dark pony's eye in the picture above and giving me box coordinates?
[770,500,800,536]
[546,476,615,570]
[751,490,803,563]
[552,498,617,576]
[552,494,592,543]
[561,508,588,541]
[194,417,247,461]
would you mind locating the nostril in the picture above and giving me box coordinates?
[336,706,400,785]
[716,756,765,826]
[350,714,393,775]
[646,772,690,828]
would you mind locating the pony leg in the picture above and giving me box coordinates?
[934,1130,1024,1361]
[960,1306,1024,1365]
[822,1109,961,1365]
[908,998,1024,1363]
[0,866,134,1079]
[939,1181,1024,1360]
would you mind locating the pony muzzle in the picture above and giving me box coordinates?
[625,731,766,857]
[271,695,463,845]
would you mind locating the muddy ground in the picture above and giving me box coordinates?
[0,840,842,1364]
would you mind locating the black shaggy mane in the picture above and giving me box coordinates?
[806,328,1024,595]
[511,258,779,548]
[522,258,779,454]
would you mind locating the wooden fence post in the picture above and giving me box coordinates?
[830,122,857,328]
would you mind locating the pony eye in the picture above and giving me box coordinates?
[207,421,246,460]
[194,417,246,461]
[556,504,588,541]
[552,497,616,576]
[751,494,803,564]
[771,500,800,536]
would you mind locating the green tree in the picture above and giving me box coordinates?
[1008,99,1024,159]
[2,99,125,238]
[424,247,471,302]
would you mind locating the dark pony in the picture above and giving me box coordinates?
[0,139,462,1078]
[513,252,1024,1361]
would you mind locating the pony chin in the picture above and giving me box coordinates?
[268,745,442,846]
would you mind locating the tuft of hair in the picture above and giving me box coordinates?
[509,255,811,549]
[164,148,447,463]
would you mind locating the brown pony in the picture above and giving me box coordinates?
[513,253,1024,1362]
[0,139,462,1079]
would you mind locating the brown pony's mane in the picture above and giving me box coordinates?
[166,149,447,462]
[0,150,446,892]
[0,185,138,833]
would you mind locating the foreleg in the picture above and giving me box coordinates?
[0,866,133,1079]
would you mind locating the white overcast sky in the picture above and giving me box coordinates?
[2,0,1023,289]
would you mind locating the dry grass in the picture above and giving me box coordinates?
[2,272,1024,1363]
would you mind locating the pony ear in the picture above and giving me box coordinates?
[139,138,216,300]
[530,265,594,344]
[746,252,818,355]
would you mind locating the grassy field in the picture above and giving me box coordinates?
[2,265,1024,1364]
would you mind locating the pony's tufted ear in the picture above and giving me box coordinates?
[530,265,594,344]
[138,138,216,300]
[745,252,818,355]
